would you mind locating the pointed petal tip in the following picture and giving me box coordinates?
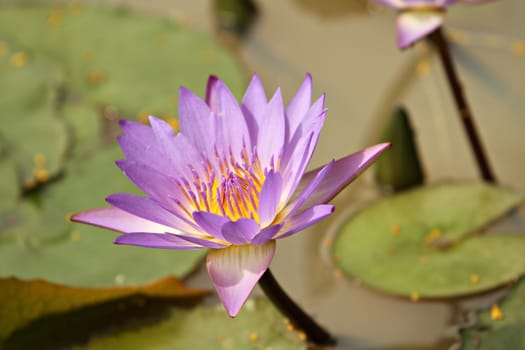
[304,72,312,83]
[69,212,83,223]
[118,119,129,128]
[205,75,221,100]
[207,241,276,318]
[114,159,125,168]
[147,115,162,125]
[396,12,444,49]
[376,142,392,152]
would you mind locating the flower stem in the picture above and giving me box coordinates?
[258,268,337,346]
[429,27,496,183]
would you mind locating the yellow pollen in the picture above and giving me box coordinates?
[47,9,64,27]
[177,145,280,224]
[70,231,81,241]
[390,223,401,236]
[424,229,441,246]
[512,41,525,57]
[416,60,431,76]
[34,168,50,183]
[298,331,307,341]
[10,52,28,68]
[87,69,106,85]
[470,274,480,285]
[490,304,504,320]
[248,332,258,342]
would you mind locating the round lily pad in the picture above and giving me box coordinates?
[332,183,525,298]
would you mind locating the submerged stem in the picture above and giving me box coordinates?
[429,27,496,183]
[258,268,337,346]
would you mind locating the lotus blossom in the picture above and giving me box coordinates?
[372,0,492,49]
[72,73,389,317]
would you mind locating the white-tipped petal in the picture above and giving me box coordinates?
[206,241,276,317]
[397,11,444,49]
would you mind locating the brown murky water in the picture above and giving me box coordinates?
[51,0,525,348]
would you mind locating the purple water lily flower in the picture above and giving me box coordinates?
[72,74,389,317]
[372,0,492,49]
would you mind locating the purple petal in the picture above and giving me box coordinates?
[370,0,407,8]
[280,160,334,220]
[117,120,166,172]
[106,193,200,235]
[221,218,260,244]
[296,143,390,211]
[257,88,285,166]
[280,132,316,205]
[171,233,228,249]
[114,232,203,250]
[116,160,181,208]
[206,241,276,317]
[241,74,267,143]
[285,73,312,140]
[251,224,282,246]
[397,11,444,49]
[193,211,228,241]
[148,117,200,179]
[287,94,326,143]
[205,76,251,158]
[257,171,283,227]
[178,87,216,155]
[276,204,334,239]
[71,207,173,234]
[280,97,327,203]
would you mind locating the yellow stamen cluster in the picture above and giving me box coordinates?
[175,144,281,224]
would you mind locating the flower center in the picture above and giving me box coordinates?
[175,144,280,223]
[218,171,260,221]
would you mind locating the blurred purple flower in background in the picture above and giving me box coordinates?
[372,0,493,48]
[73,73,389,317]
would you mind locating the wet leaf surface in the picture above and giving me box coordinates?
[0,276,207,342]
[72,299,307,350]
[460,279,525,350]
[333,183,525,297]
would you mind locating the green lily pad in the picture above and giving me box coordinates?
[0,43,68,187]
[332,183,525,298]
[0,5,246,117]
[0,146,207,286]
[460,279,525,350]
[72,299,306,350]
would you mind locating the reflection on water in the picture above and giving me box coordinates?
[83,0,524,348]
